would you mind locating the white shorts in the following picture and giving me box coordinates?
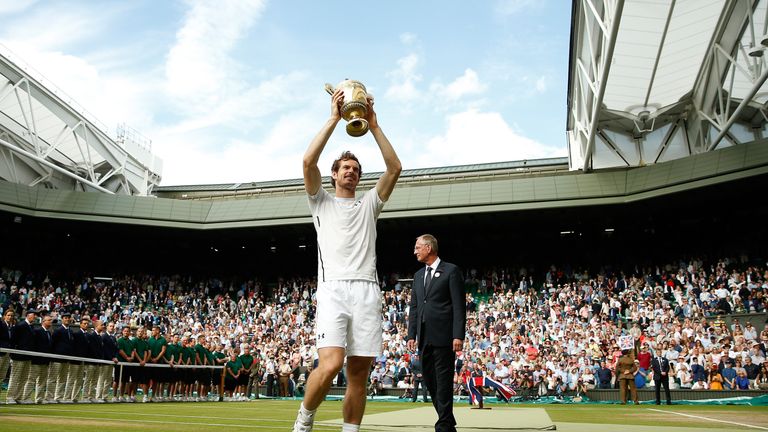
[315,280,382,357]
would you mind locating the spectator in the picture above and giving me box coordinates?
[721,360,737,390]
[735,370,750,390]
[708,367,724,390]
[596,361,613,389]
[756,364,768,390]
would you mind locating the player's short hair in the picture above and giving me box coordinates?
[330,151,362,188]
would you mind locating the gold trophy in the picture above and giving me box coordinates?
[324,79,369,137]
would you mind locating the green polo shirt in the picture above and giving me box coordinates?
[117,336,133,361]
[181,345,194,363]
[164,342,178,362]
[239,354,254,372]
[148,336,167,359]
[133,338,149,361]
[194,343,207,365]
[226,358,243,375]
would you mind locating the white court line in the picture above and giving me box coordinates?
[647,408,768,431]
[3,412,339,431]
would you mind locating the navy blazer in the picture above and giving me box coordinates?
[102,332,118,361]
[0,319,11,349]
[71,328,89,363]
[651,356,670,377]
[86,330,104,360]
[407,260,466,348]
[31,327,53,365]
[51,325,74,357]
[10,320,35,360]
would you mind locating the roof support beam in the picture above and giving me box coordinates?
[707,60,768,151]
[0,136,114,194]
[582,0,625,171]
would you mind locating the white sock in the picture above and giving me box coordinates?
[342,423,360,432]
[299,402,316,419]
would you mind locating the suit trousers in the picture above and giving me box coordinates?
[619,378,638,404]
[82,364,98,400]
[422,344,457,432]
[654,377,671,404]
[0,353,10,389]
[66,362,84,401]
[6,359,31,402]
[95,364,113,400]
[23,364,48,402]
[412,377,428,402]
[47,361,69,401]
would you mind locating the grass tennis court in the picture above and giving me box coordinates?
[1,400,768,432]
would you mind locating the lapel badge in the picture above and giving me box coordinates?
[434,272,441,278]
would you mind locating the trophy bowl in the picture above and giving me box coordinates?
[325,80,369,137]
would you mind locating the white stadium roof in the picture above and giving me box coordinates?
[568,0,768,171]
[0,45,162,196]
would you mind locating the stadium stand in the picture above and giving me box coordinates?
[1,253,766,403]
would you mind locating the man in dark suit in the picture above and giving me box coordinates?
[410,352,429,402]
[25,313,53,403]
[82,319,105,402]
[407,234,466,432]
[99,321,119,402]
[48,312,73,402]
[651,353,672,405]
[0,309,14,391]
[7,309,37,403]
[66,316,90,402]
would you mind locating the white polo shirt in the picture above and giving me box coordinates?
[308,187,384,282]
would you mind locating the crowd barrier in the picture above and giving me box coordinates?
[0,347,226,404]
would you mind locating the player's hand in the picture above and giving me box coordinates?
[331,88,344,121]
[407,339,416,352]
[365,95,378,129]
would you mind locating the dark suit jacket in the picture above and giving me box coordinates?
[102,332,118,361]
[51,325,74,357]
[10,320,35,360]
[31,327,53,365]
[71,328,88,363]
[86,330,104,360]
[0,319,11,349]
[407,260,466,348]
[651,356,670,379]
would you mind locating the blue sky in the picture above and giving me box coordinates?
[0,0,571,186]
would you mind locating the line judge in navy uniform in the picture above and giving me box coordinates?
[407,234,466,432]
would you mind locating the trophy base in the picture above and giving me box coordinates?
[346,118,369,137]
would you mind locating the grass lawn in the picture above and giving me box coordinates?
[1,400,768,432]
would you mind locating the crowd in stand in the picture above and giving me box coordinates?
[1,254,767,404]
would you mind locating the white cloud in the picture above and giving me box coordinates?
[535,76,547,93]
[417,109,563,167]
[164,0,266,106]
[433,68,487,101]
[385,53,422,103]
[0,41,159,137]
[153,106,325,185]
[399,32,418,45]
[0,4,116,50]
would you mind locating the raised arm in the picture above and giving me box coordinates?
[367,97,402,201]
[303,89,343,195]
